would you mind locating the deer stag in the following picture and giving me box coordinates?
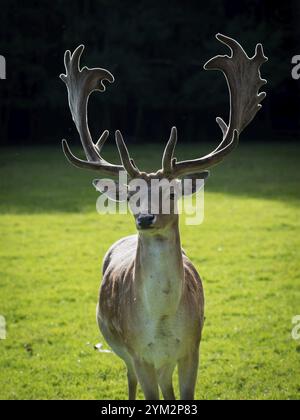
[60,34,267,400]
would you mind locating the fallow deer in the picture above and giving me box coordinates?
[60,34,267,400]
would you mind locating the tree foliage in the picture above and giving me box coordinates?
[0,0,298,145]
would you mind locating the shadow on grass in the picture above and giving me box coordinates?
[0,142,299,214]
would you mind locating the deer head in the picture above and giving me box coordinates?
[61,34,267,232]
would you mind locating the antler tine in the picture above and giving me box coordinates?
[115,131,141,179]
[170,130,239,178]
[164,34,267,179]
[254,43,268,67]
[95,130,110,158]
[62,139,124,176]
[215,33,242,56]
[216,117,228,138]
[162,126,177,176]
[61,45,134,177]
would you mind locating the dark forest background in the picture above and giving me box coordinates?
[0,0,299,146]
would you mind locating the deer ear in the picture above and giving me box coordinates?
[93,179,128,202]
[181,171,210,196]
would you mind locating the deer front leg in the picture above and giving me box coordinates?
[126,363,138,400]
[158,363,176,400]
[134,359,160,400]
[178,350,199,400]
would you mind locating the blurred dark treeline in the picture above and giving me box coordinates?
[0,0,299,146]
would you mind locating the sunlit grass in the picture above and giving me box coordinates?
[0,142,299,399]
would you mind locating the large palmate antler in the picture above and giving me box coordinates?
[60,45,140,178]
[61,35,267,181]
[161,34,268,178]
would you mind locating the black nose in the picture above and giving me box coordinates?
[137,214,155,229]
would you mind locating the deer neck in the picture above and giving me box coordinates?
[135,222,184,314]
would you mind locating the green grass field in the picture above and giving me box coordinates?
[0,141,299,400]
